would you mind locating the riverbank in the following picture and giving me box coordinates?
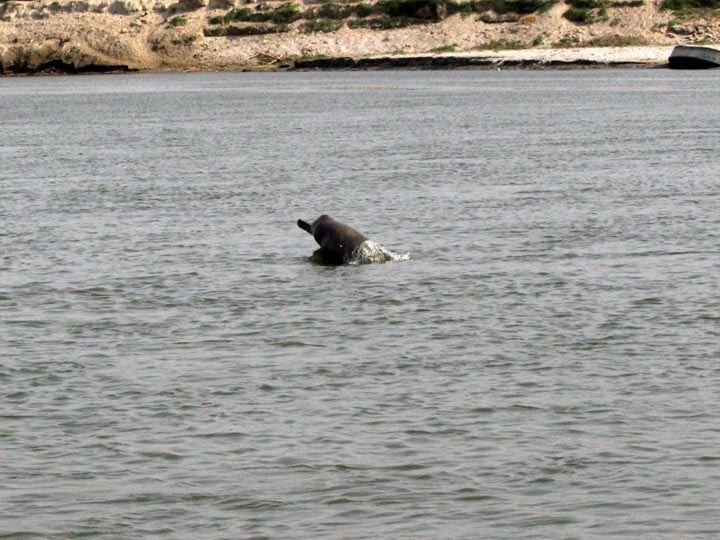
[0,46,680,75]
[291,46,675,70]
[0,0,717,74]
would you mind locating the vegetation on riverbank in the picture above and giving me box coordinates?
[196,0,720,36]
[1,0,719,74]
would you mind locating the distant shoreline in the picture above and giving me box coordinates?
[1,0,712,77]
[289,46,675,71]
[1,46,677,77]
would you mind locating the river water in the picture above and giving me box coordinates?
[1,70,719,539]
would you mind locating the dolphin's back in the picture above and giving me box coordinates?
[312,215,367,255]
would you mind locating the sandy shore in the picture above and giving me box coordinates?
[0,46,680,75]
[441,45,676,65]
[0,0,717,74]
[295,45,679,70]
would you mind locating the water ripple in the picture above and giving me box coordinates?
[2,70,720,540]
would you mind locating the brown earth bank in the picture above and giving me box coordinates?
[0,0,719,74]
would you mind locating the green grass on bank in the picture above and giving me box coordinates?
[201,0,719,38]
[661,0,720,9]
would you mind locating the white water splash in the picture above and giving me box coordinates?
[348,240,410,265]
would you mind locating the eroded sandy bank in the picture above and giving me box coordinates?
[0,0,717,74]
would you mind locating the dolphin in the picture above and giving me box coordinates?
[297,214,368,264]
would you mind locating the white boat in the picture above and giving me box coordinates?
[669,45,720,69]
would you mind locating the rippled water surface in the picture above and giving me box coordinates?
[2,70,720,539]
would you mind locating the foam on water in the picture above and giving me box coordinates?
[349,240,410,265]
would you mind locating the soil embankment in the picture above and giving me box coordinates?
[1,0,718,74]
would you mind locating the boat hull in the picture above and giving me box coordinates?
[669,45,720,69]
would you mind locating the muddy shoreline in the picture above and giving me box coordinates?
[289,54,667,71]
[1,49,673,77]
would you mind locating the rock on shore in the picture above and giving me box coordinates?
[0,0,718,74]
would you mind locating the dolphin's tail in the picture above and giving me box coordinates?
[297,219,312,234]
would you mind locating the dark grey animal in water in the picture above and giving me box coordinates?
[297,214,368,264]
